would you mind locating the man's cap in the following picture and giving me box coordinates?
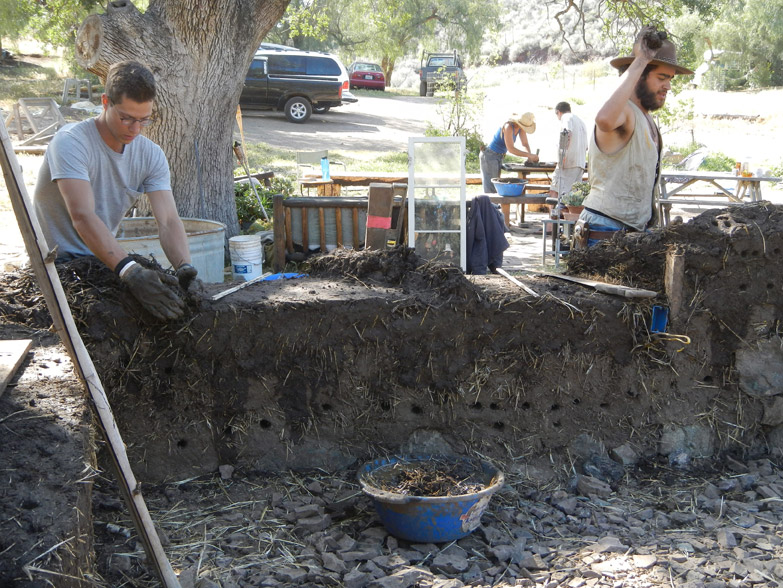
[610,39,694,75]
[509,112,536,134]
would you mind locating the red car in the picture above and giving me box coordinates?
[348,62,386,91]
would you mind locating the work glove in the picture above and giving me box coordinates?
[175,262,202,292]
[122,263,186,320]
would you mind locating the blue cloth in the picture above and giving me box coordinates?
[466,195,509,275]
[263,272,307,280]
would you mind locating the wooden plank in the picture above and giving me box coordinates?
[0,339,32,396]
[365,183,395,250]
[273,195,286,272]
[531,271,657,298]
[0,116,181,587]
[335,207,343,247]
[318,207,326,251]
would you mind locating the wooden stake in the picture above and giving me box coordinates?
[0,117,181,587]
[495,268,540,298]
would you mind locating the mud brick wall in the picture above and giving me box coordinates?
[61,204,783,482]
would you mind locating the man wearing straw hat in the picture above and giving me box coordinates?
[33,60,198,320]
[479,112,540,193]
[575,26,693,247]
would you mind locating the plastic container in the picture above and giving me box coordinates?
[228,235,264,281]
[321,157,330,180]
[116,217,226,283]
[491,178,527,197]
[358,456,504,543]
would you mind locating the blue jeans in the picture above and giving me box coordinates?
[579,209,626,247]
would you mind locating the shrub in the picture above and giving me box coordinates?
[562,181,590,206]
[700,152,736,172]
[234,176,294,231]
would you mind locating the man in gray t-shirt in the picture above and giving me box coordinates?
[33,60,198,320]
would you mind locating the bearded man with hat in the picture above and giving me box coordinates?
[480,112,540,193]
[575,26,693,247]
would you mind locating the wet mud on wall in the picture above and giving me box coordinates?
[3,203,783,483]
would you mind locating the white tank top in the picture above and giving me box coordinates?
[583,101,660,231]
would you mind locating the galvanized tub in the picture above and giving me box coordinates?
[116,217,226,283]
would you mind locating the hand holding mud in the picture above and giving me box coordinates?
[643,28,667,50]
[634,25,666,62]
[175,262,201,292]
[122,263,186,320]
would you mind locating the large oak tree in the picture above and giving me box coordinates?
[75,0,289,236]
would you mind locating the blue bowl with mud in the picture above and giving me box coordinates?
[491,178,528,197]
[358,456,504,543]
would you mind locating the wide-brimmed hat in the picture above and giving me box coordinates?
[509,112,536,133]
[610,39,694,75]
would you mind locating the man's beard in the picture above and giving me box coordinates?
[635,77,664,111]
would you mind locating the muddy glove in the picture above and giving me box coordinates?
[175,262,200,291]
[121,263,185,320]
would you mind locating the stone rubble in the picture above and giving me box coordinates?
[96,455,783,587]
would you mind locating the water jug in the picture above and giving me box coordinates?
[321,157,330,180]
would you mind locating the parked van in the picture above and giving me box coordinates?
[240,47,357,123]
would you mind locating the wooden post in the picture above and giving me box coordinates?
[0,117,181,587]
[272,195,286,272]
[365,183,394,250]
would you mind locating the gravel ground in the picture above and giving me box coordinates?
[93,453,783,588]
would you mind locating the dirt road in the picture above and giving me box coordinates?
[239,93,439,156]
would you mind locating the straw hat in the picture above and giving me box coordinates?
[609,39,694,75]
[508,112,536,134]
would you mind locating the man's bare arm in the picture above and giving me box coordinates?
[148,190,191,270]
[57,178,128,270]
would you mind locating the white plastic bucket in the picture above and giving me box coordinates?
[229,235,264,281]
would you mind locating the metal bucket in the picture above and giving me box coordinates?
[358,456,504,543]
[116,217,226,283]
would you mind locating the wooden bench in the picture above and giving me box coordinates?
[485,195,548,225]
[234,171,275,188]
[657,197,743,225]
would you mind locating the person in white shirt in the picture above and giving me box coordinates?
[549,101,587,202]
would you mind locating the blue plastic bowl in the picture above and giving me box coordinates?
[358,456,504,543]
[491,178,528,197]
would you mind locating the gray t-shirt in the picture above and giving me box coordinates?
[33,118,171,257]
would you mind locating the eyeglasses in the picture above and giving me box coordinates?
[117,113,154,127]
[109,100,154,127]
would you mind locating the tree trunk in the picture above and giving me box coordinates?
[75,0,289,237]
[381,56,396,85]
